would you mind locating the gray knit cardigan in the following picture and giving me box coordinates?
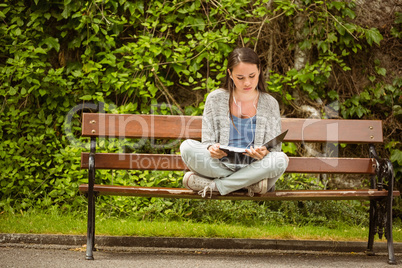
[202,88,283,152]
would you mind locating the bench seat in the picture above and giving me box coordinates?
[79,184,400,201]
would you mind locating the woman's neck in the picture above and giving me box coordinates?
[233,89,259,103]
[231,89,259,118]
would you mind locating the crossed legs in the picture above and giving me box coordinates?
[180,139,288,195]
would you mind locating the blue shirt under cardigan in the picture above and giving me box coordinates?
[228,115,257,149]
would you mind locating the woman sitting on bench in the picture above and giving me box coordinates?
[180,47,289,198]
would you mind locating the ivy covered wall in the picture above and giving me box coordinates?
[0,0,400,216]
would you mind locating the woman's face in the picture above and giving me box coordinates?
[228,62,260,93]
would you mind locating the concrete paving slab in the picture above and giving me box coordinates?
[1,233,401,253]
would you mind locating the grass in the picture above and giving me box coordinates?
[1,211,401,242]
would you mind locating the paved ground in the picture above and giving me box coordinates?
[1,243,401,268]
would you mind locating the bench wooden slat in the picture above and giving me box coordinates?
[81,153,376,174]
[78,184,400,201]
[82,114,383,143]
[283,118,382,143]
[82,114,202,140]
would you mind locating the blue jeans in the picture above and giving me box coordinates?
[180,139,289,195]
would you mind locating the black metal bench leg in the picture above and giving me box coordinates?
[85,137,96,260]
[385,160,397,265]
[366,200,376,256]
[386,196,396,265]
[368,148,398,264]
[85,186,95,260]
[92,196,96,252]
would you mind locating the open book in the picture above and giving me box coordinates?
[219,129,288,155]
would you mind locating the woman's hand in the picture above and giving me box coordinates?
[245,146,269,160]
[208,143,227,159]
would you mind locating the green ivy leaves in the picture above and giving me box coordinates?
[365,28,383,46]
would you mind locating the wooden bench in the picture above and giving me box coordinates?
[79,113,400,264]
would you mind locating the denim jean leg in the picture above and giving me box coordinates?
[180,139,233,180]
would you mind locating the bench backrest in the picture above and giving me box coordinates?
[81,113,382,174]
[82,114,383,143]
